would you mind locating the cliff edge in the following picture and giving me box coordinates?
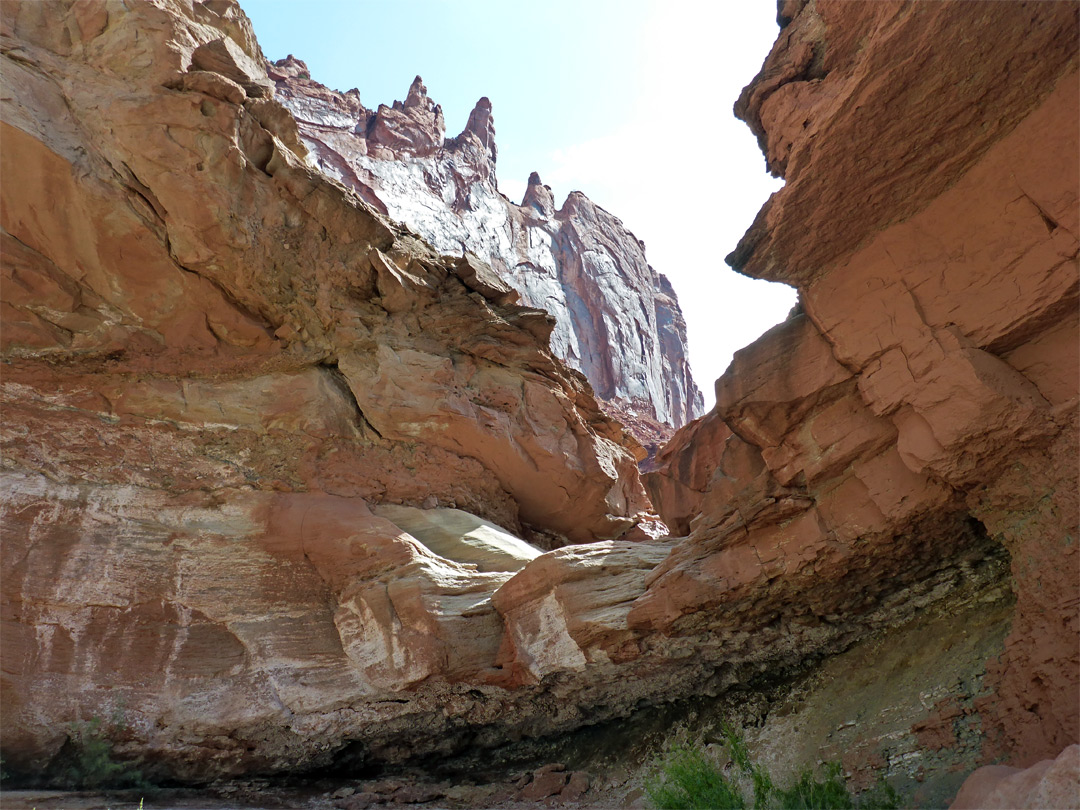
[269,61,704,445]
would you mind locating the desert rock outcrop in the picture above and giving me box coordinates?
[0,0,652,780]
[1,0,1076,800]
[647,0,1078,785]
[269,60,704,445]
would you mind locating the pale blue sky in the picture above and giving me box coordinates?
[241,0,795,407]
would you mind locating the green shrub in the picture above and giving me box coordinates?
[855,778,903,810]
[773,762,853,809]
[646,726,900,810]
[56,715,151,790]
[723,725,774,809]
[646,744,747,809]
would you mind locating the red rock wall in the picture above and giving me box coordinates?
[0,0,652,780]
[648,0,1078,770]
[2,0,1076,792]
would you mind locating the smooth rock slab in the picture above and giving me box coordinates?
[372,504,541,572]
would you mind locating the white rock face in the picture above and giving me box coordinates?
[270,58,704,443]
[372,504,542,573]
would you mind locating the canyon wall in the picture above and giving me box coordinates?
[1,0,1076,803]
[0,0,657,780]
[646,0,1078,794]
[269,59,703,445]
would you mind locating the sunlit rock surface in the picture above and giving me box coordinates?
[269,58,704,447]
[647,0,1078,791]
[1,0,1076,800]
[0,0,653,780]
[371,504,541,573]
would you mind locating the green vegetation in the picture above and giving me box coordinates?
[646,726,901,810]
[55,715,152,791]
[646,745,748,809]
[771,762,853,809]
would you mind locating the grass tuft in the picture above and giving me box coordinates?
[646,725,901,810]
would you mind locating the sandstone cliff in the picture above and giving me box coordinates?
[0,0,654,780]
[268,59,703,444]
[1,0,1077,804]
[647,0,1078,797]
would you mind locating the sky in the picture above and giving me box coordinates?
[241,0,796,409]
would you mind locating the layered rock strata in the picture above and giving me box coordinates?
[268,59,703,442]
[1,0,1076,798]
[647,0,1078,781]
[0,0,652,780]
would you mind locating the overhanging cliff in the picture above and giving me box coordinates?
[647,0,1079,791]
[0,0,1076,804]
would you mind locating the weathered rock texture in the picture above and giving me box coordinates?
[950,744,1080,810]
[0,0,655,781]
[269,59,703,443]
[647,0,1078,781]
[1,0,1076,797]
[741,567,1016,807]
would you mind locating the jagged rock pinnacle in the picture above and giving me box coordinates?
[270,54,310,80]
[522,172,555,217]
[270,52,703,431]
[404,75,427,108]
[461,96,497,163]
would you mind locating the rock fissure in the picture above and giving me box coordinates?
[320,361,384,440]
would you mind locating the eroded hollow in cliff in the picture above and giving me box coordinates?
[300,515,1012,787]
[4,0,1076,800]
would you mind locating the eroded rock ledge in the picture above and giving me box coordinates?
[1,0,1076,802]
[0,0,653,780]
[648,0,1078,788]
